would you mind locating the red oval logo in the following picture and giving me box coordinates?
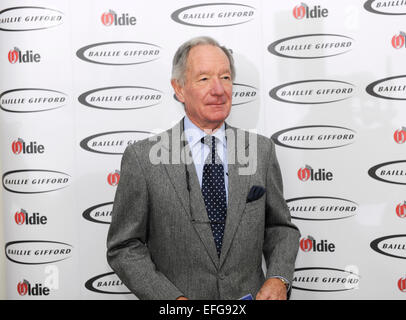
[394,128,406,144]
[11,140,23,154]
[17,281,28,296]
[398,277,406,292]
[300,238,313,252]
[293,5,306,19]
[8,49,18,63]
[14,211,25,225]
[297,167,311,181]
[107,171,120,186]
[392,34,405,49]
[101,11,114,26]
[396,203,406,218]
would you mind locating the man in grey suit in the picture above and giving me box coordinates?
[106,36,300,300]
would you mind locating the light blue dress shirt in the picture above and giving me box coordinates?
[183,115,228,203]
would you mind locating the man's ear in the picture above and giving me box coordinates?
[171,79,185,103]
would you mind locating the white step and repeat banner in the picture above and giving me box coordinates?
[1,0,405,299]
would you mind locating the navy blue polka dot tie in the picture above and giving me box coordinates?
[201,135,227,257]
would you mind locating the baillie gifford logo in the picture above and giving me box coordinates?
[293,3,329,19]
[394,127,406,144]
[101,10,136,26]
[17,279,50,296]
[8,47,40,64]
[392,31,406,49]
[297,165,333,182]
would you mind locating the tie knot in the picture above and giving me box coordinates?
[201,135,216,149]
[201,135,218,164]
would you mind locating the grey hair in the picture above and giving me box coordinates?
[171,36,235,86]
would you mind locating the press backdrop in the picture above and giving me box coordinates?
[1,0,406,299]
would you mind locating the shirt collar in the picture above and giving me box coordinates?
[183,115,227,149]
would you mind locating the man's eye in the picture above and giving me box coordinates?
[199,77,208,81]
[222,76,231,80]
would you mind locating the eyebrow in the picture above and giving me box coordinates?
[195,68,231,76]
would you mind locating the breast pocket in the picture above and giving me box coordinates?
[242,197,265,224]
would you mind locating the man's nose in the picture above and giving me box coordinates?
[210,78,225,96]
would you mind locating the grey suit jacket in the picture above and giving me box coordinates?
[106,118,300,300]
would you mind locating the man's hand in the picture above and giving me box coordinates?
[176,296,189,300]
[255,278,287,300]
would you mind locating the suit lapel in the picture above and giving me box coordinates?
[162,118,220,268]
[219,124,252,268]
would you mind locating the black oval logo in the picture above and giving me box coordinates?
[364,0,406,15]
[82,202,113,224]
[2,169,71,194]
[5,240,73,265]
[171,3,256,27]
[76,41,162,65]
[271,125,356,150]
[293,267,360,292]
[269,80,355,104]
[287,196,358,221]
[80,131,152,155]
[368,160,406,185]
[268,34,354,59]
[366,75,406,100]
[370,235,406,259]
[84,272,131,294]
[78,86,163,110]
[0,88,68,113]
[0,6,64,31]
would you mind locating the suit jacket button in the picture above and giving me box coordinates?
[218,273,225,280]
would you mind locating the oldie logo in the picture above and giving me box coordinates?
[5,240,73,265]
[364,0,406,15]
[80,131,152,155]
[287,196,358,221]
[84,272,131,294]
[269,79,355,104]
[368,160,406,185]
[107,170,120,186]
[300,236,335,253]
[0,88,67,113]
[82,202,113,224]
[366,75,406,100]
[297,165,333,182]
[14,209,47,225]
[171,3,256,27]
[293,267,360,292]
[11,138,45,154]
[396,202,406,218]
[293,3,328,19]
[76,41,162,65]
[17,279,50,296]
[370,235,406,259]
[78,86,163,110]
[2,169,71,194]
[101,10,136,26]
[271,125,356,150]
[0,6,64,31]
[8,47,40,64]
[268,34,354,59]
